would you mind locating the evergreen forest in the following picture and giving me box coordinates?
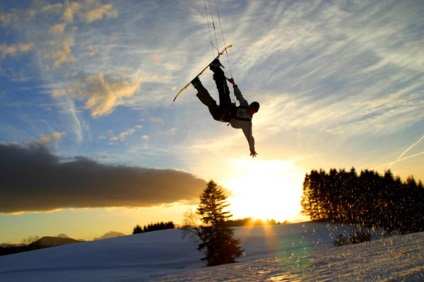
[301,168,423,234]
[133,221,175,234]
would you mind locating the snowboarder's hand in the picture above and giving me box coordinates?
[227,77,236,86]
[250,149,258,158]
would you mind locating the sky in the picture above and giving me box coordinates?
[0,0,423,243]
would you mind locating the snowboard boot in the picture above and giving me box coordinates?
[210,58,223,70]
[209,59,225,79]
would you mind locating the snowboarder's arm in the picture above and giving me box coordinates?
[242,125,256,157]
[228,78,256,157]
[227,78,248,106]
[233,85,249,107]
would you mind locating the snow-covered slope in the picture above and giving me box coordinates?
[0,222,422,281]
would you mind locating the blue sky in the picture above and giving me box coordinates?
[1,0,423,243]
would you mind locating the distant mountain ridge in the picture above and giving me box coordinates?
[1,231,125,256]
[0,236,83,256]
[94,231,125,241]
[29,236,81,248]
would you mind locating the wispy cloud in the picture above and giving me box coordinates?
[0,143,205,213]
[396,134,424,162]
[57,73,143,117]
[0,43,34,59]
[1,0,423,182]
[0,0,117,69]
[224,1,424,138]
[50,91,84,143]
[175,0,424,182]
[374,134,424,170]
[0,0,125,144]
[109,128,136,144]
[84,2,117,23]
[40,131,65,144]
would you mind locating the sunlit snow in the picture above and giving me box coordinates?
[0,222,423,281]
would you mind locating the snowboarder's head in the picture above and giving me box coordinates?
[248,101,260,116]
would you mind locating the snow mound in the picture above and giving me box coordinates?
[0,222,423,281]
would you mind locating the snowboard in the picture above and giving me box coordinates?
[173,45,233,102]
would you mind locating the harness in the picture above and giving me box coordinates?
[222,104,251,124]
[232,105,252,121]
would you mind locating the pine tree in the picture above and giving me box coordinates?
[133,225,143,234]
[187,180,243,266]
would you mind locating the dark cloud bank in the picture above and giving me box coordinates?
[0,144,205,213]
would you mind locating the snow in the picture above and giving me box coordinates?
[0,222,423,281]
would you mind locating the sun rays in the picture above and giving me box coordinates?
[223,158,305,222]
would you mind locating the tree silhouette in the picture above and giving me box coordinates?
[133,225,142,234]
[132,222,175,234]
[301,168,424,234]
[184,180,243,266]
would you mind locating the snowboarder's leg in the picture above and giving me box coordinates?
[192,77,215,107]
[210,59,231,110]
[191,77,225,121]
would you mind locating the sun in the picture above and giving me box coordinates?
[222,158,306,223]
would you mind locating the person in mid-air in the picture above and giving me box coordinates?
[191,59,260,158]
